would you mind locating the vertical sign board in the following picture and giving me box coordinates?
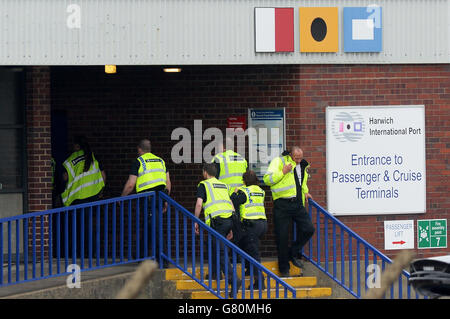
[384,220,415,250]
[418,219,447,249]
[248,108,286,182]
[326,105,426,216]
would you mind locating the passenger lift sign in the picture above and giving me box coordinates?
[384,220,415,250]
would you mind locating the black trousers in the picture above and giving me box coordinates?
[239,219,267,264]
[273,198,315,273]
[210,216,234,282]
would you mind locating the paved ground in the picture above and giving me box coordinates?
[0,262,141,298]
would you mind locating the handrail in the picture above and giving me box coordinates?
[0,192,156,288]
[158,191,297,299]
[1,192,423,299]
[303,199,423,299]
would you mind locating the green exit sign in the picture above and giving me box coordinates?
[417,219,447,249]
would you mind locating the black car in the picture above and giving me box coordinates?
[409,255,450,298]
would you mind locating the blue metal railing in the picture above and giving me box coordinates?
[302,199,423,299]
[158,191,297,299]
[0,192,156,288]
[1,191,423,300]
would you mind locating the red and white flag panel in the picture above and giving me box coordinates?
[255,8,294,52]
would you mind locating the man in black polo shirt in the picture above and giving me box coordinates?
[120,139,171,264]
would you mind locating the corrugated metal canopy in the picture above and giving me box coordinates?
[0,0,448,65]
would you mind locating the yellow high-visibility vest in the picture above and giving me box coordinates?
[136,153,167,193]
[263,155,297,201]
[212,150,248,195]
[199,178,234,226]
[62,150,105,206]
[238,185,266,221]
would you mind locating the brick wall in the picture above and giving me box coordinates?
[27,66,52,212]
[26,66,52,258]
[50,64,450,259]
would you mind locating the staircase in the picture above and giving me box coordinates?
[164,260,332,299]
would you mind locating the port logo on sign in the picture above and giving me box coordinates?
[331,111,365,142]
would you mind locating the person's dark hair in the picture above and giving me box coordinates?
[138,139,151,153]
[202,163,217,177]
[74,135,93,172]
[243,170,258,186]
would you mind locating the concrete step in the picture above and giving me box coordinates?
[190,287,333,299]
[175,276,317,290]
[165,261,302,280]
[165,259,333,299]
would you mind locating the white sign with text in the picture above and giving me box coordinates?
[384,220,415,250]
[326,105,426,216]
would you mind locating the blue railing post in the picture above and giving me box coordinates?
[324,215,328,273]
[175,210,180,265]
[112,204,116,263]
[167,204,171,262]
[0,223,3,285]
[72,209,76,267]
[128,201,132,261]
[32,217,37,279]
[16,220,20,282]
[80,209,85,269]
[120,202,124,263]
[191,216,195,280]
[317,206,321,267]
[104,204,109,265]
[135,200,139,260]
[24,218,29,280]
[151,194,156,260]
[41,215,45,278]
[89,207,93,268]
[8,221,11,283]
[56,213,60,274]
[143,196,147,258]
[356,240,361,297]
[96,205,100,267]
[158,195,163,268]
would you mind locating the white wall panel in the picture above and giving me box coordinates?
[0,0,448,65]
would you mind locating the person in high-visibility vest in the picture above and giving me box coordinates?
[194,163,241,291]
[120,139,171,197]
[60,136,106,259]
[211,138,248,195]
[121,139,171,264]
[61,135,106,206]
[230,170,267,289]
[263,146,315,277]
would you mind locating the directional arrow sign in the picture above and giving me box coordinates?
[384,220,415,250]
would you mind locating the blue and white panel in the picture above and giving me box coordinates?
[344,7,382,52]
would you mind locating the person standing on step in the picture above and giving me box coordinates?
[230,170,267,289]
[120,138,171,263]
[194,163,241,292]
[211,137,248,196]
[60,135,106,259]
[263,146,315,277]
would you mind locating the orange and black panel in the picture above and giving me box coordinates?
[299,7,339,52]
